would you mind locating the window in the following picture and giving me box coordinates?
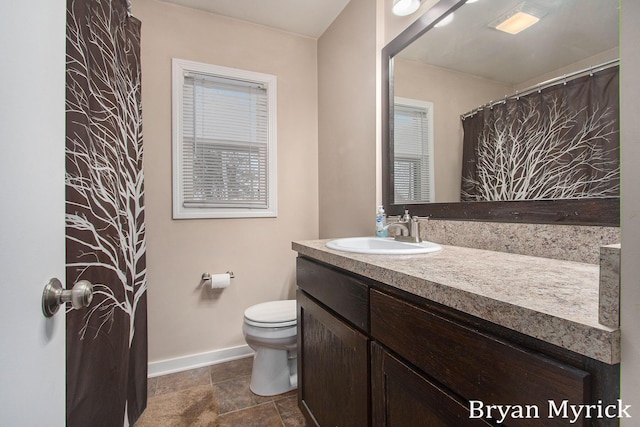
[172,58,277,219]
[393,97,434,204]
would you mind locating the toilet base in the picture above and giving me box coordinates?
[249,347,298,396]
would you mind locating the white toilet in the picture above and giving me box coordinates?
[242,300,298,396]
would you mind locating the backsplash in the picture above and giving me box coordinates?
[419,219,619,264]
[599,244,621,328]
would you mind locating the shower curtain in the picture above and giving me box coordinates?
[65,0,147,425]
[461,66,619,202]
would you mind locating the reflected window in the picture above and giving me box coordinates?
[394,98,434,203]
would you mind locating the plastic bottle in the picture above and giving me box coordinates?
[375,206,388,237]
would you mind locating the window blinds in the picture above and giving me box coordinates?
[181,72,269,208]
[394,103,433,203]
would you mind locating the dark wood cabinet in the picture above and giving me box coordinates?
[296,256,369,331]
[297,290,369,427]
[370,289,591,427]
[371,342,493,427]
[296,256,619,427]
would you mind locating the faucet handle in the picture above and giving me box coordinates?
[410,216,421,242]
[402,209,411,222]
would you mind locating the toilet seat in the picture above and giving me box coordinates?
[244,300,297,328]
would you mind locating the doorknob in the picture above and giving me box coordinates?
[42,278,94,318]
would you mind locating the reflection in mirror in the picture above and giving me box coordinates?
[393,97,434,203]
[382,0,620,225]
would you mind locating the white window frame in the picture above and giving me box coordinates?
[172,58,277,219]
[393,97,435,204]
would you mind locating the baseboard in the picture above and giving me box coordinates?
[148,345,254,378]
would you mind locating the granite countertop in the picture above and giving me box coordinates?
[292,239,620,365]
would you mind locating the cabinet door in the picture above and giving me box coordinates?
[297,290,369,427]
[372,343,493,427]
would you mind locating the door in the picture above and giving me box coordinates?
[0,1,66,426]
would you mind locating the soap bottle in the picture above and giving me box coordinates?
[375,206,388,237]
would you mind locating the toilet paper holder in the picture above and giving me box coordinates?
[202,271,235,281]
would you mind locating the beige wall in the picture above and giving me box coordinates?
[316,0,463,237]
[620,0,640,421]
[394,59,511,202]
[517,48,619,91]
[317,0,378,238]
[135,0,318,362]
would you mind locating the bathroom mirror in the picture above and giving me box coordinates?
[382,0,620,225]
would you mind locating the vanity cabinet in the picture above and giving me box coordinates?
[296,256,619,427]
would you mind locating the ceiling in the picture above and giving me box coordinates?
[155,0,619,85]
[157,0,350,38]
[397,0,620,85]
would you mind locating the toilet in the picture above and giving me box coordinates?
[242,300,298,396]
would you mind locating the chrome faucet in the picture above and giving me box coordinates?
[385,210,422,243]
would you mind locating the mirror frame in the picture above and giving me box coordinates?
[382,0,619,226]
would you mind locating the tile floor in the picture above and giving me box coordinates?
[140,356,309,426]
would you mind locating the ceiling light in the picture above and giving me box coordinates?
[495,12,538,34]
[392,0,421,17]
[489,2,546,35]
[435,12,454,28]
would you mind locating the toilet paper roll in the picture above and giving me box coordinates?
[210,273,231,289]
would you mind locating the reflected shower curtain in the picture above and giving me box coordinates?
[461,66,619,201]
[65,0,147,425]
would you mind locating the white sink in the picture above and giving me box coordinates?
[326,237,442,255]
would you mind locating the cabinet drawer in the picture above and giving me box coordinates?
[371,289,590,427]
[296,257,369,332]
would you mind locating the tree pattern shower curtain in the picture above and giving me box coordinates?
[461,66,619,202]
[65,0,147,425]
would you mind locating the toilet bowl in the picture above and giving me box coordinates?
[242,300,298,396]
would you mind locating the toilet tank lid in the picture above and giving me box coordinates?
[244,300,297,324]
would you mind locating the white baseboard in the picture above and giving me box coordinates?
[148,345,254,378]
